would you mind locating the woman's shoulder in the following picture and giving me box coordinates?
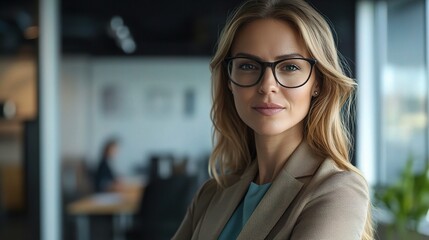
[285,159,370,240]
[191,178,220,205]
[320,158,367,182]
[311,158,369,200]
[198,178,219,195]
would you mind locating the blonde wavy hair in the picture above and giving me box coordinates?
[208,0,373,239]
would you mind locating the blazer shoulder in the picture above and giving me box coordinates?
[195,178,219,204]
[311,158,369,201]
[289,161,370,240]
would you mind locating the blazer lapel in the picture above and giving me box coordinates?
[237,141,323,240]
[197,161,258,240]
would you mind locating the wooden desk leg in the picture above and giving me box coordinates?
[76,215,90,240]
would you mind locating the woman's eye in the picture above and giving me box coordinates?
[239,64,257,70]
[283,64,299,71]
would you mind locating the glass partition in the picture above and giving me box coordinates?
[379,0,428,185]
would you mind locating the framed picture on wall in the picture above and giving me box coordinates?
[101,84,127,117]
[184,88,195,117]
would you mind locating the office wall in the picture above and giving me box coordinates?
[61,57,213,175]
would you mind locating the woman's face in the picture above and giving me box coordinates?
[229,18,318,138]
[107,144,118,159]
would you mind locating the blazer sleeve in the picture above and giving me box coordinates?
[290,171,370,240]
[172,179,218,240]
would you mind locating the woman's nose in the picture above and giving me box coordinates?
[258,67,279,94]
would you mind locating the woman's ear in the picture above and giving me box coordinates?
[311,81,320,97]
[311,68,322,97]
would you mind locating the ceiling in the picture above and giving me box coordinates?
[60,0,247,55]
[0,0,356,58]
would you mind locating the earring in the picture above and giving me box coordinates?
[313,91,319,97]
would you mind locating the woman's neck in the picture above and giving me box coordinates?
[254,130,303,185]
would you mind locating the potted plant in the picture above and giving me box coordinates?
[375,156,429,239]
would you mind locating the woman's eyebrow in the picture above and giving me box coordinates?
[232,52,305,60]
[275,53,305,60]
[233,52,262,60]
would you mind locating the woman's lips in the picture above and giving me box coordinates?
[252,103,285,116]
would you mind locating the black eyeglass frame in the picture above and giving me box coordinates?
[224,57,317,88]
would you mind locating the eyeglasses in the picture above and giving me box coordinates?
[225,57,317,88]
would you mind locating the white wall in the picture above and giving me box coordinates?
[61,57,91,160]
[61,56,213,176]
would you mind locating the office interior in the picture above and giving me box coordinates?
[0,0,428,239]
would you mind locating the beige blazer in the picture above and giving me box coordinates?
[173,141,369,240]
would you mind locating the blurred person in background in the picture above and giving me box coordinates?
[94,138,124,193]
[173,0,374,239]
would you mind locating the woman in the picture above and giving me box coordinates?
[94,138,122,192]
[174,0,373,239]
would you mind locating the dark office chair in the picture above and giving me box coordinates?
[126,174,198,240]
[148,154,175,180]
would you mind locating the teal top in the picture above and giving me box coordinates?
[218,182,272,240]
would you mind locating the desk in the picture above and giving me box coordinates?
[67,183,143,240]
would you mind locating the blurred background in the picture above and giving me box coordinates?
[0,0,428,239]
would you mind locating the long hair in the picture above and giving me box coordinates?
[208,0,373,239]
[100,138,118,161]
